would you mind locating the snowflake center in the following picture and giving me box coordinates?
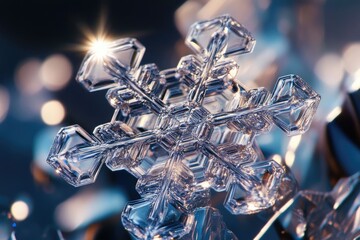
[179,122,188,132]
[156,104,212,151]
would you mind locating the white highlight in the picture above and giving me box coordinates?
[11,201,29,221]
[41,100,65,125]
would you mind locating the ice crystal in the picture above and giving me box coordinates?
[47,15,320,239]
[256,172,360,240]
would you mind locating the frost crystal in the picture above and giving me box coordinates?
[256,172,360,240]
[47,15,320,239]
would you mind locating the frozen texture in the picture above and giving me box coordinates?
[47,15,320,239]
[256,172,360,240]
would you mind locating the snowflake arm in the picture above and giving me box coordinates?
[183,15,255,104]
[47,124,156,186]
[77,38,166,115]
[204,143,284,214]
[46,15,321,239]
[211,74,321,136]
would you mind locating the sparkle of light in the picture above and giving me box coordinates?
[199,181,211,188]
[295,223,306,237]
[41,100,65,125]
[40,54,72,91]
[90,39,111,59]
[10,201,29,221]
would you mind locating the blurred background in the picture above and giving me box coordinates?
[0,0,359,239]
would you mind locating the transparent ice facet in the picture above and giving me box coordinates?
[47,15,320,239]
[186,15,255,57]
[122,198,195,240]
[224,160,284,214]
[270,74,320,136]
[47,125,105,187]
[256,172,360,240]
[183,207,237,240]
[76,38,145,92]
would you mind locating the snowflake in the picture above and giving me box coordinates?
[47,15,320,239]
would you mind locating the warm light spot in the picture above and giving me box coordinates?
[315,53,344,87]
[0,86,10,123]
[343,43,360,74]
[31,164,50,185]
[90,39,111,59]
[15,59,42,94]
[229,66,238,78]
[11,201,29,221]
[40,54,72,91]
[109,98,117,107]
[246,202,260,212]
[272,154,282,164]
[285,151,295,167]
[350,69,360,92]
[295,223,306,237]
[41,100,65,125]
[56,189,126,231]
[326,106,342,122]
[153,235,162,240]
[199,181,211,189]
[288,135,302,152]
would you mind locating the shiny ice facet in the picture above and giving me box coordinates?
[76,38,145,92]
[122,198,195,240]
[270,75,320,136]
[47,15,320,239]
[47,125,105,187]
[183,207,237,240]
[224,161,284,214]
[186,15,255,57]
[256,172,360,240]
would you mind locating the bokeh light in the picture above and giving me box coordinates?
[15,59,42,95]
[315,53,344,88]
[40,54,72,91]
[0,86,10,123]
[40,100,65,125]
[343,42,360,74]
[10,201,29,221]
[56,189,127,231]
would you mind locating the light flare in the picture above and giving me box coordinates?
[89,39,111,59]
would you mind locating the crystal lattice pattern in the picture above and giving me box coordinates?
[47,15,320,239]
